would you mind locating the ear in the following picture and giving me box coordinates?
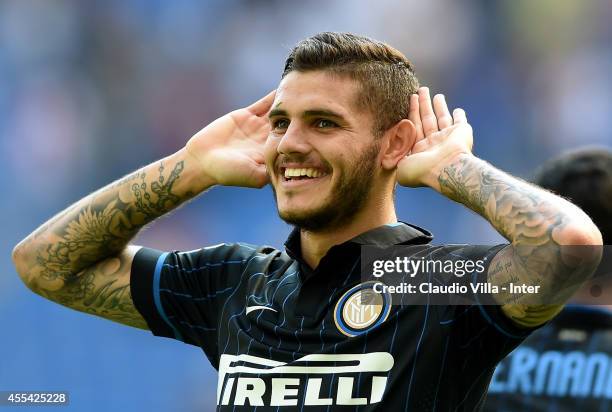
[380,119,416,171]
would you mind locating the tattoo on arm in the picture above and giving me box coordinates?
[438,156,566,243]
[438,155,599,324]
[15,157,193,327]
[30,249,148,329]
[33,161,185,283]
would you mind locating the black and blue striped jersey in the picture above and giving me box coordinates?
[483,305,612,412]
[130,222,536,411]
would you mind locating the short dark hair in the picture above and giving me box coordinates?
[282,32,419,136]
[534,148,612,243]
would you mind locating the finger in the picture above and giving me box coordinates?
[248,90,277,116]
[419,87,439,136]
[428,124,459,145]
[433,94,453,129]
[452,108,467,124]
[408,94,424,141]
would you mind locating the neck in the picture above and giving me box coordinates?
[300,196,397,269]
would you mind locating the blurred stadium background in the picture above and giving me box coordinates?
[1,0,611,410]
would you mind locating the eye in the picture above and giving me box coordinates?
[271,118,289,131]
[314,119,338,129]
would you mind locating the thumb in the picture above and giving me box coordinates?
[247,90,277,117]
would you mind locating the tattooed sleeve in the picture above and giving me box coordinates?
[438,155,601,327]
[13,153,200,329]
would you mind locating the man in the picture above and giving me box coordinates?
[484,148,612,411]
[12,32,602,410]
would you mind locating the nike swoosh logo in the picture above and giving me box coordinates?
[246,305,278,315]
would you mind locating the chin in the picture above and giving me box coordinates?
[272,178,367,231]
[276,194,326,218]
[278,205,322,224]
[277,201,349,232]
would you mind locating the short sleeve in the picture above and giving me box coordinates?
[130,243,262,364]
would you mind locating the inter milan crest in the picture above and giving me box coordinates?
[334,281,391,337]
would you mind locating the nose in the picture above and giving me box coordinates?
[277,122,311,155]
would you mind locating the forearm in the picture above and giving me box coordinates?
[436,153,602,309]
[12,148,213,290]
[399,87,601,321]
[436,153,600,246]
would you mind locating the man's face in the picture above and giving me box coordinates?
[264,70,382,231]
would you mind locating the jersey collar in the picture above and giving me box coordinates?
[285,222,432,319]
[349,222,433,247]
[284,221,433,261]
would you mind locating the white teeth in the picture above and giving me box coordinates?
[284,168,325,179]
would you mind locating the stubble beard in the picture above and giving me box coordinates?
[273,142,380,232]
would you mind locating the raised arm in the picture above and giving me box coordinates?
[398,87,602,327]
[11,90,275,329]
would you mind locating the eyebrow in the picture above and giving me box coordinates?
[268,108,347,122]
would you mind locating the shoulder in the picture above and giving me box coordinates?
[174,242,282,262]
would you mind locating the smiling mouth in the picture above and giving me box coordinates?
[281,167,329,181]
